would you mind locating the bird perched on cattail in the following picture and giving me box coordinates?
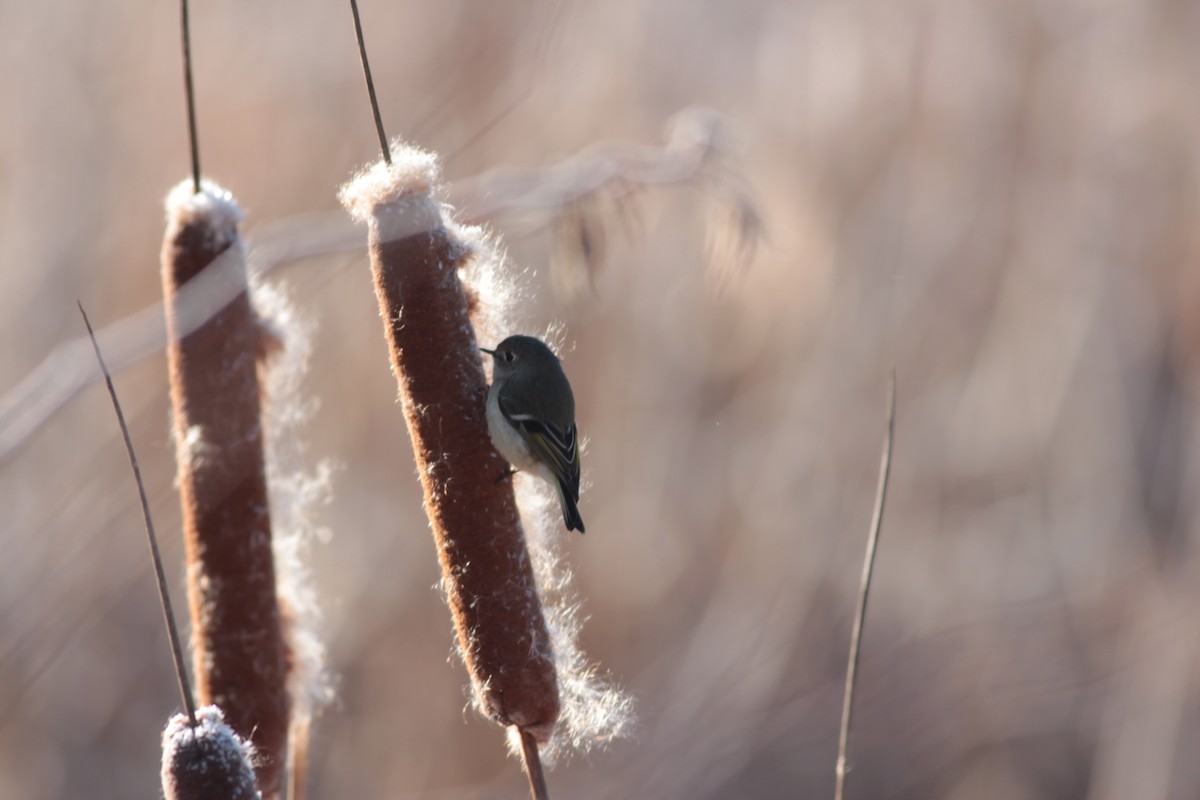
[481,335,585,533]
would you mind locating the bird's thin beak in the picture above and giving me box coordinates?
[480,347,496,357]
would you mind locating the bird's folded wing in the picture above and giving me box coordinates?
[499,397,581,499]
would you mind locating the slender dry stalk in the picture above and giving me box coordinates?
[79,302,197,728]
[834,370,896,800]
[162,706,259,800]
[341,152,560,746]
[518,727,550,800]
[287,716,311,800]
[179,0,201,194]
[161,182,289,799]
[348,0,390,165]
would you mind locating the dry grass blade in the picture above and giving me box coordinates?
[78,301,197,727]
[834,369,896,800]
[0,213,367,469]
[453,107,761,296]
[0,109,755,464]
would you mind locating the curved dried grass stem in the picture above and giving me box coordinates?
[79,302,197,727]
[835,369,896,800]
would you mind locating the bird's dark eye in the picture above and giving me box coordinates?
[504,351,515,362]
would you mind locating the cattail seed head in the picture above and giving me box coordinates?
[161,706,259,800]
[341,147,561,742]
[162,178,290,797]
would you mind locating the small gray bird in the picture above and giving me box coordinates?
[481,335,585,533]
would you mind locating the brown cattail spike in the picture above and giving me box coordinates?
[340,150,560,743]
[161,180,290,798]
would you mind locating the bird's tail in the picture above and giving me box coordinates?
[555,479,585,534]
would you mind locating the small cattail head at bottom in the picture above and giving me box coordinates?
[161,705,259,800]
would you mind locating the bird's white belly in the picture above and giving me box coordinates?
[486,389,537,470]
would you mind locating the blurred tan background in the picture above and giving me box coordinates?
[3,0,1200,797]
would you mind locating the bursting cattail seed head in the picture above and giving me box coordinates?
[162,178,290,798]
[341,145,560,743]
[341,142,633,761]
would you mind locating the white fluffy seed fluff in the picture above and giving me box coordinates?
[513,477,636,764]
[165,178,244,250]
[252,279,336,737]
[338,143,440,225]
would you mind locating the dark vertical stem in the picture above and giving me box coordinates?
[835,370,896,800]
[348,0,391,164]
[79,302,197,728]
[519,727,550,800]
[180,0,201,194]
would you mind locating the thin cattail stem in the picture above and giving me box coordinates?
[340,152,560,749]
[835,369,896,800]
[179,0,201,194]
[79,302,197,727]
[287,716,311,800]
[162,183,289,799]
[518,727,550,800]
[348,0,391,165]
